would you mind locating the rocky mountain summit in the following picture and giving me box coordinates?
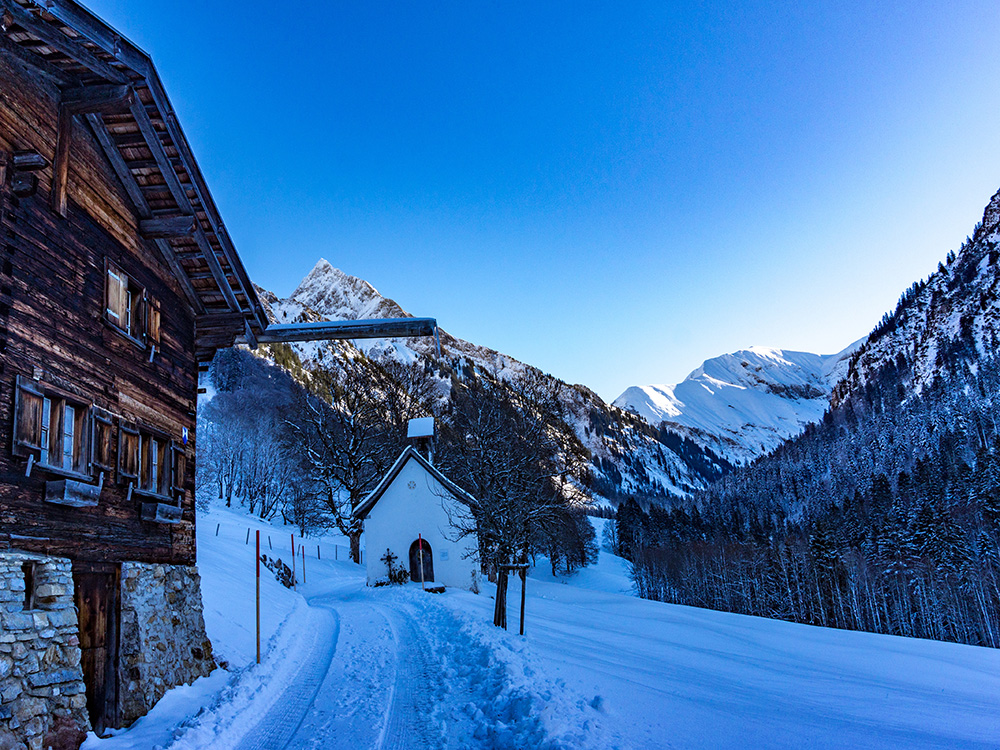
[257,259,731,503]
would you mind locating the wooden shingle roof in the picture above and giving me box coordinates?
[1,0,437,360]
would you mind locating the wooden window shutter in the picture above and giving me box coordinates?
[90,408,114,472]
[13,376,44,453]
[118,423,140,482]
[170,441,187,500]
[148,297,161,345]
[106,264,127,326]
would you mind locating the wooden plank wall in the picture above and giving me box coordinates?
[0,44,199,565]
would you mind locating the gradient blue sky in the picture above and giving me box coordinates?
[86,0,1000,401]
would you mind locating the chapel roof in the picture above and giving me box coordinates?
[354,446,477,519]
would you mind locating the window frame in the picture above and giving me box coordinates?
[125,424,183,504]
[104,259,159,349]
[117,422,141,484]
[12,376,92,481]
[89,406,115,474]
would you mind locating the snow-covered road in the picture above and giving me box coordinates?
[229,576,541,750]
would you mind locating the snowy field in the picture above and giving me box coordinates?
[83,512,1000,749]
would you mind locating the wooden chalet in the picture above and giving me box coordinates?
[0,0,435,740]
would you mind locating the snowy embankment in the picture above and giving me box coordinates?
[87,513,1000,749]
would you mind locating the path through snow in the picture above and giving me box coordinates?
[181,575,552,749]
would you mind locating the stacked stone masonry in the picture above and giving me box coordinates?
[0,551,89,750]
[118,562,215,725]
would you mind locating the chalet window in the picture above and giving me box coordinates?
[105,261,160,346]
[121,425,184,501]
[140,434,169,497]
[170,442,187,499]
[13,376,90,477]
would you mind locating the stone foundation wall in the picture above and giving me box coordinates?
[118,563,214,725]
[0,551,89,750]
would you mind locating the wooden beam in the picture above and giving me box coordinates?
[50,103,72,216]
[49,85,132,217]
[192,228,241,311]
[255,318,438,344]
[11,150,48,171]
[85,113,148,213]
[85,113,204,314]
[35,0,150,74]
[154,239,204,314]
[0,0,127,84]
[243,319,259,349]
[62,84,133,115]
[0,23,82,86]
[139,215,196,239]
[129,97,241,312]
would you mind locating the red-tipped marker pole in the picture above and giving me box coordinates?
[418,533,425,591]
[255,530,260,664]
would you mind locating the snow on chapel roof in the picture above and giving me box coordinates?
[354,446,477,519]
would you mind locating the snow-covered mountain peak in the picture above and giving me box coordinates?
[290,260,406,322]
[614,340,862,464]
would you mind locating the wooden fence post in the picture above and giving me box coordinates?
[519,567,527,636]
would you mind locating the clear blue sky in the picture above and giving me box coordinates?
[86,0,1000,401]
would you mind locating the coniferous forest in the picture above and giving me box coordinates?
[616,190,1000,648]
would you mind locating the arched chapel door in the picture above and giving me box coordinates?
[409,539,434,583]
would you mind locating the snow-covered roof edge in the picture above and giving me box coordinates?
[354,446,478,519]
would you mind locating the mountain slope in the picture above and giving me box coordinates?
[833,187,1000,405]
[258,259,731,502]
[615,343,860,464]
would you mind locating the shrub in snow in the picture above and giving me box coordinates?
[375,548,409,586]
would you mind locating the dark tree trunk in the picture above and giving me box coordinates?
[493,569,509,629]
[350,532,361,564]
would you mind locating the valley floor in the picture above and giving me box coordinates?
[83,509,1000,749]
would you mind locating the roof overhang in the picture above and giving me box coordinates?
[2,0,438,361]
[354,446,477,520]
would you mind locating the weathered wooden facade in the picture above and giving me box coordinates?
[0,0,254,742]
[0,0,242,739]
[0,1,437,744]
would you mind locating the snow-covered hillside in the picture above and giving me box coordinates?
[615,343,861,464]
[258,259,731,501]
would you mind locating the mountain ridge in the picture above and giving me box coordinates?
[614,342,862,464]
[255,260,732,502]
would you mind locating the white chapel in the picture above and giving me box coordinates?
[355,419,480,590]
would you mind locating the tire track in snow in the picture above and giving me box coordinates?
[377,604,442,750]
[283,595,396,749]
[234,607,338,750]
